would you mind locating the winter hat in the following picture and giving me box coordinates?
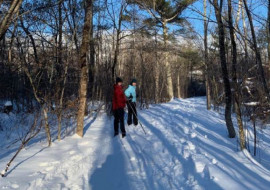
[130,78,137,84]
[116,77,123,84]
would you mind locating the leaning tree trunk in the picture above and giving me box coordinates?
[162,21,174,100]
[76,0,93,137]
[243,0,270,99]
[0,0,23,40]
[228,0,245,149]
[213,0,236,138]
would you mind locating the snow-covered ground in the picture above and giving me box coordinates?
[0,97,270,190]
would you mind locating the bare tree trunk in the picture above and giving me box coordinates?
[267,1,270,70]
[235,0,242,26]
[21,40,53,145]
[177,71,181,98]
[154,29,160,103]
[112,30,120,79]
[243,0,270,98]
[228,0,245,149]
[0,0,4,7]
[252,117,256,156]
[57,62,68,141]
[204,0,211,110]
[57,0,63,74]
[76,0,93,137]
[163,21,174,100]
[0,0,23,40]
[56,0,65,141]
[20,17,39,64]
[110,2,125,79]
[88,8,95,99]
[213,0,236,138]
[8,16,18,62]
[241,2,248,59]
[43,106,51,146]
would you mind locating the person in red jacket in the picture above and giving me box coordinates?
[112,77,126,138]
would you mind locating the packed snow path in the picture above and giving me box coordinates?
[1,98,270,190]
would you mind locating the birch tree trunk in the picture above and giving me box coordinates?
[76,0,93,137]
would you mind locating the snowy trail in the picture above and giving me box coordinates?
[1,97,270,190]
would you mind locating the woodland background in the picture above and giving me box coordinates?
[0,0,270,153]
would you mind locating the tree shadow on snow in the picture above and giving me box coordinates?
[140,102,270,189]
[83,115,98,136]
[128,113,223,190]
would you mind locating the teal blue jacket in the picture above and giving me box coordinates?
[125,85,136,102]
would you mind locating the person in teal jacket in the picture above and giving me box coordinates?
[125,79,138,126]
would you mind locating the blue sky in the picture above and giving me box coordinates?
[183,0,268,35]
[18,0,268,39]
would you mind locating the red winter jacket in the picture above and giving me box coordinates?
[112,84,126,110]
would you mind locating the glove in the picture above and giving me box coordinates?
[128,94,133,100]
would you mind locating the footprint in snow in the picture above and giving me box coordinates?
[211,176,219,181]
[71,155,82,161]
[70,184,82,190]
[191,123,198,129]
[130,135,136,139]
[39,162,49,167]
[45,166,54,172]
[184,120,190,125]
[212,158,218,165]
[194,161,205,173]
[39,161,60,167]
[11,184,19,189]
[185,141,196,151]
[190,133,197,138]
[183,149,191,159]
[78,141,90,146]
[183,127,190,134]
[69,150,76,155]
[179,138,186,143]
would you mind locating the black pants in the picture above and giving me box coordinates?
[114,108,126,134]
[127,101,138,126]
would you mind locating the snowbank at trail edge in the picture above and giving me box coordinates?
[1,97,270,190]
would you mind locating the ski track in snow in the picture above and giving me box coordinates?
[1,97,270,190]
